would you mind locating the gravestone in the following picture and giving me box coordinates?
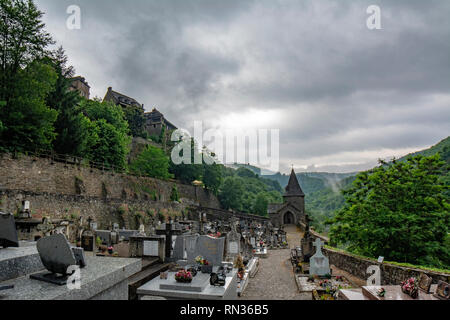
[309,238,330,277]
[185,235,199,264]
[172,235,187,261]
[300,228,314,262]
[192,235,225,266]
[250,237,256,248]
[30,234,86,285]
[0,212,19,248]
[156,221,183,259]
[226,220,241,261]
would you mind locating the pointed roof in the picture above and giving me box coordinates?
[284,169,305,197]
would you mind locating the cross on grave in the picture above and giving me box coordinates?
[309,238,330,276]
[156,220,182,259]
[313,238,323,253]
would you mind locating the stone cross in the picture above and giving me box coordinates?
[156,220,182,258]
[313,238,324,254]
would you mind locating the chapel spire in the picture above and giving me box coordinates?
[284,168,305,197]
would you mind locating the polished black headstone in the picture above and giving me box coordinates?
[0,212,19,248]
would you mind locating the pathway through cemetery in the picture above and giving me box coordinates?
[240,225,311,300]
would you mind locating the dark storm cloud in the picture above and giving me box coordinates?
[36,0,450,173]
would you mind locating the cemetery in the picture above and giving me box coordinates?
[1,189,449,301]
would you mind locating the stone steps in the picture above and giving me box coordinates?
[127,258,172,300]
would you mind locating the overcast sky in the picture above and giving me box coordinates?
[36,0,450,174]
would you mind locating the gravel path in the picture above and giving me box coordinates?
[239,225,311,300]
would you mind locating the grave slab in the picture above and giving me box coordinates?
[137,269,238,300]
[361,285,439,301]
[0,255,141,300]
[0,245,44,282]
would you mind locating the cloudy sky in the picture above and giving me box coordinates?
[36,0,450,174]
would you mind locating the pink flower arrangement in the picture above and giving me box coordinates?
[401,277,419,298]
[175,270,193,283]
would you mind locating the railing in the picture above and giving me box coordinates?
[19,149,128,174]
[193,206,269,221]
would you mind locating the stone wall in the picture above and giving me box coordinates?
[323,247,450,285]
[0,153,220,228]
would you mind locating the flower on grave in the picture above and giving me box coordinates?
[195,256,203,264]
[401,277,419,298]
[175,269,193,282]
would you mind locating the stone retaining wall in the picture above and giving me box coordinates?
[0,153,220,228]
[323,247,450,285]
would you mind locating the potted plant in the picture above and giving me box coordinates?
[401,277,419,299]
[175,270,193,283]
[107,246,114,255]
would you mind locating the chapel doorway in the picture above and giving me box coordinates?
[283,211,295,225]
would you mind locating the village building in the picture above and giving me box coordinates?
[103,86,144,111]
[144,108,177,137]
[103,87,176,137]
[268,169,306,227]
[69,76,90,99]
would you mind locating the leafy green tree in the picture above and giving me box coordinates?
[219,176,244,211]
[79,99,131,169]
[203,163,223,195]
[0,0,54,100]
[329,155,450,268]
[122,105,146,138]
[0,0,57,152]
[43,47,92,156]
[130,145,172,180]
[253,192,269,216]
[169,137,204,183]
[0,61,58,152]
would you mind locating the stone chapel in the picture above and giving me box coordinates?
[268,169,306,228]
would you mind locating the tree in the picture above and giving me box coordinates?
[169,137,204,183]
[0,61,58,152]
[329,155,450,268]
[130,145,172,180]
[79,99,131,169]
[0,0,57,152]
[203,163,223,195]
[253,192,269,217]
[43,47,92,157]
[0,0,54,100]
[122,105,146,138]
[219,176,244,211]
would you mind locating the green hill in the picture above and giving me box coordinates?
[398,136,450,162]
[307,136,450,233]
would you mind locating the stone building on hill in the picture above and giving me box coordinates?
[268,168,306,227]
[70,76,90,99]
[144,108,177,137]
[103,87,144,111]
[103,87,177,138]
